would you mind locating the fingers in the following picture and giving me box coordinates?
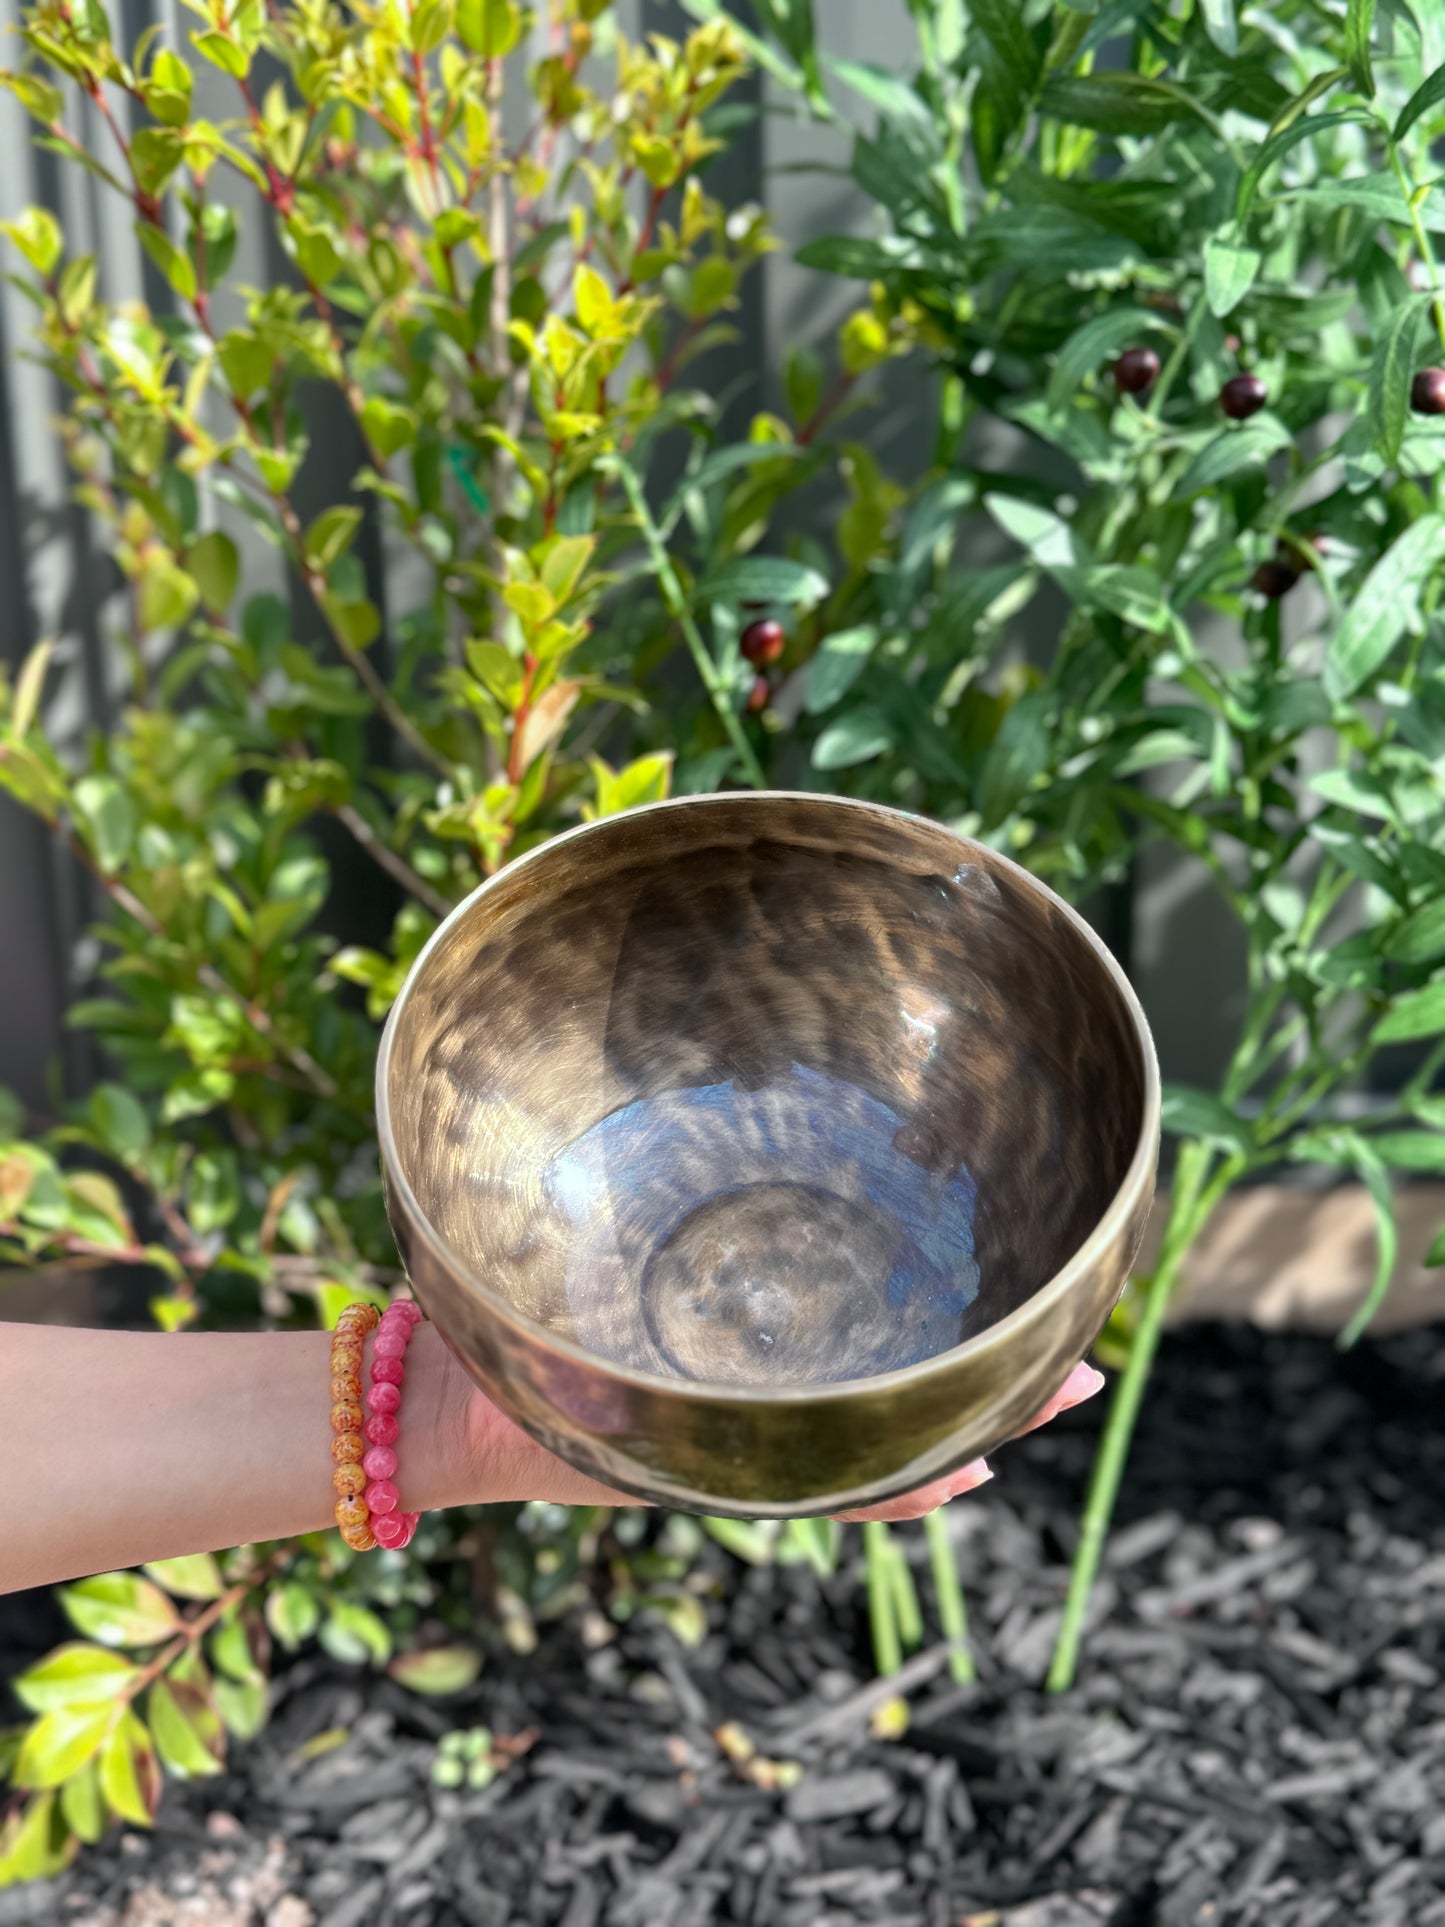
[835,1457,993,1525]
[1013,1360,1106,1438]
[833,1358,1108,1525]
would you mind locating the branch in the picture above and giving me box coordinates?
[334,801,453,920]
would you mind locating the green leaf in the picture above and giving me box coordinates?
[388,1645,484,1696]
[1160,1084,1250,1151]
[14,1646,140,1714]
[98,1708,161,1827]
[59,1572,180,1648]
[360,395,417,458]
[703,555,829,605]
[538,534,596,605]
[148,1680,223,1778]
[1339,1136,1395,1348]
[1384,898,1445,963]
[1236,109,1368,222]
[1172,418,1293,497]
[1396,59,1445,142]
[1324,514,1445,697]
[211,1615,263,1685]
[13,1707,113,1789]
[184,531,239,615]
[978,689,1052,821]
[143,1554,223,1601]
[1046,310,1173,411]
[191,29,250,76]
[1368,295,1429,464]
[320,1601,392,1668]
[1199,0,1237,57]
[806,625,877,715]
[1345,0,1376,99]
[264,1581,320,1652]
[812,705,894,771]
[1,207,62,275]
[1374,977,1445,1044]
[88,1082,150,1161]
[136,222,197,300]
[1040,72,1207,134]
[212,1675,268,1741]
[61,1759,107,1845]
[1365,1130,1445,1172]
[824,56,936,140]
[971,0,1043,95]
[304,506,364,574]
[138,560,199,633]
[455,0,520,56]
[10,636,54,738]
[590,751,673,817]
[1203,235,1261,318]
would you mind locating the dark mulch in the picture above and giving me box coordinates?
[12,1321,1445,1927]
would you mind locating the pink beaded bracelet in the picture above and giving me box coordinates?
[339,1297,425,1551]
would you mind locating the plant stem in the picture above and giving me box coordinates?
[1046,1141,1239,1692]
[333,803,452,920]
[605,457,766,788]
[923,1507,975,1684]
[863,1522,902,1677]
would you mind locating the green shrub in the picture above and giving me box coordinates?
[719,0,1445,1686]
[4,0,1445,1880]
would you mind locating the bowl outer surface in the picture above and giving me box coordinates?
[378,794,1161,1517]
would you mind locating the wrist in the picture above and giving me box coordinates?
[402,1320,481,1512]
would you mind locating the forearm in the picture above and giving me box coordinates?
[2,1322,477,1595]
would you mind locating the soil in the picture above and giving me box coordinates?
[5,1319,1445,1927]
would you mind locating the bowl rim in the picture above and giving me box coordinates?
[375,790,1162,1406]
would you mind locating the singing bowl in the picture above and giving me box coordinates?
[377,793,1159,1517]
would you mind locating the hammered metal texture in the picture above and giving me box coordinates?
[378,793,1160,1516]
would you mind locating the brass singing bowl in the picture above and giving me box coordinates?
[377,793,1159,1517]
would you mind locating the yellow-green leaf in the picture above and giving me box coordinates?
[9,636,53,739]
[99,1708,161,1827]
[184,531,239,614]
[389,1645,483,1696]
[13,1707,113,1789]
[59,1572,180,1648]
[143,1553,223,1601]
[456,0,520,56]
[60,1759,107,1844]
[148,1680,223,1778]
[14,1645,140,1714]
[304,506,363,574]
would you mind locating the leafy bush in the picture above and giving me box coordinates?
[5,0,1445,1880]
[717,0,1445,1686]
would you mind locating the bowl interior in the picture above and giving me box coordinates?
[382,798,1149,1390]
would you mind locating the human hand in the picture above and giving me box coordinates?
[438,1334,1105,1522]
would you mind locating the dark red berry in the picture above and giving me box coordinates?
[740,618,786,667]
[746,674,771,715]
[1113,346,1160,396]
[1411,367,1445,416]
[1253,557,1300,600]
[1221,373,1267,420]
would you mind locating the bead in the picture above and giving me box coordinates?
[330,1399,364,1435]
[333,1462,367,1498]
[364,1413,398,1447]
[331,1431,364,1465]
[373,1329,408,1359]
[379,1310,412,1336]
[366,1380,400,1416]
[340,1521,377,1552]
[329,1341,363,1376]
[395,1512,420,1547]
[335,1495,369,1533]
[390,1300,423,1323]
[329,1372,361,1404]
[362,1444,397,1481]
[371,1355,405,1386]
[365,1479,399,1515]
[337,1304,378,1331]
[372,1513,406,1548]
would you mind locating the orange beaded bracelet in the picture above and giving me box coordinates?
[329,1303,380,1551]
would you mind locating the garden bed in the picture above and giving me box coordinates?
[8,1317,1445,1927]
